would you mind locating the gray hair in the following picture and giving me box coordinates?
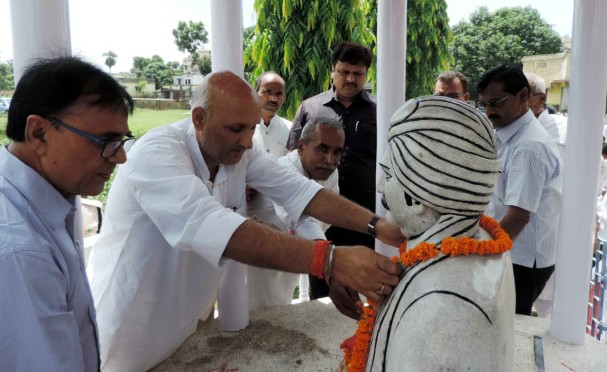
[525,72,546,95]
[300,116,344,144]
[190,74,213,117]
[387,95,500,244]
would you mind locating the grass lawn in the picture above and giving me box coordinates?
[0,108,190,144]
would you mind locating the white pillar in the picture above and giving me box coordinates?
[210,0,249,332]
[210,0,244,76]
[9,0,71,82]
[375,0,407,257]
[550,0,607,344]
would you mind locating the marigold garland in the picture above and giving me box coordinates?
[340,215,512,372]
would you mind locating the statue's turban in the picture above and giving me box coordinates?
[387,96,500,216]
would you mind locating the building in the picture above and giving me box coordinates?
[522,49,571,112]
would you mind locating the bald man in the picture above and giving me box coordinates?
[87,71,404,371]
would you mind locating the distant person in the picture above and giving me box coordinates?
[252,71,292,158]
[0,56,134,371]
[87,70,404,371]
[478,65,562,316]
[286,41,377,300]
[525,72,560,141]
[434,71,470,102]
[248,116,344,309]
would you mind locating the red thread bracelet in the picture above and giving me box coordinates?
[310,240,331,279]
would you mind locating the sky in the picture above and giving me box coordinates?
[0,0,574,74]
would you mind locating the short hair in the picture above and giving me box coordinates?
[331,41,372,69]
[525,72,547,95]
[7,56,134,142]
[476,65,530,96]
[300,116,344,144]
[190,74,213,117]
[436,71,469,93]
[254,71,285,91]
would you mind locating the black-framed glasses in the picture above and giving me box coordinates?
[476,95,510,110]
[44,116,136,159]
[434,92,464,99]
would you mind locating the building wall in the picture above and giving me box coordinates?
[522,51,571,111]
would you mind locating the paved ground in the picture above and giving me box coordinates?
[153,299,607,371]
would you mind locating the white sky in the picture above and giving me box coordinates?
[0,0,573,74]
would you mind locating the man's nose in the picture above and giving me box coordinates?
[108,146,127,164]
[241,131,254,149]
[345,73,356,82]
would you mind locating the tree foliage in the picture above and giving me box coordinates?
[450,6,563,96]
[365,0,451,98]
[246,0,374,118]
[131,55,180,90]
[245,0,451,118]
[173,20,209,74]
[103,50,117,73]
[0,60,14,91]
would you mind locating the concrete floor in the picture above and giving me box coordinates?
[153,299,607,371]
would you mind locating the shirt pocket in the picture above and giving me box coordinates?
[351,119,377,154]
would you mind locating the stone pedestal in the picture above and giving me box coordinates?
[153,300,607,371]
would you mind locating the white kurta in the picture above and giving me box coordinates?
[247,151,339,310]
[537,109,560,142]
[87,119,322,371]
[252,114,292,159]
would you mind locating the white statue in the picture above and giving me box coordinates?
[366,96,515,371]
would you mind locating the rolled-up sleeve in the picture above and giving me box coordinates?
[120,136,247,267]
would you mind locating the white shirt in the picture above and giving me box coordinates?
[87,119,322,371]
[487,110,562,268]
[537,110,560,142]
[247,151,339,309]
[252,114,292,159]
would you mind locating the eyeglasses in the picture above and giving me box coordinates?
[476,95,510,110]
[44,116,136,159]
[434,92,464,99]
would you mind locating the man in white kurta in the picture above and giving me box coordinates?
[248,117,344,309]
[87,71,405,371]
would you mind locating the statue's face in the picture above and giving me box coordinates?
[378,149,440,239]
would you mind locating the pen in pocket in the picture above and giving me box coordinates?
[355,121,359,132]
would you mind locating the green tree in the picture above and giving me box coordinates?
[103,51,118,73]
[450,6,563,97]
[365,0,451,98]
[0,60,14,91]
[172,20,209,74]
[243,26,256,80]
[199,55,212,75]
[246,0,374,118]
[131,55,175,90]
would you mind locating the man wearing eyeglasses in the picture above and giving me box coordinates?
[87,70,404,371]
[477,65,562,316]
[433,71,470,102]
[286,41,377,300]
[0,57,134,371]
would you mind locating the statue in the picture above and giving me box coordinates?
[342,96,515,371]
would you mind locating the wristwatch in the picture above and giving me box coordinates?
[367,216,381,238]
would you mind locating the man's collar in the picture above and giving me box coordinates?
[494,109,536,145]
[0,145,74,230]
[320,86,374,106]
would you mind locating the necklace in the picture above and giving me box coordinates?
[340,215,512,372]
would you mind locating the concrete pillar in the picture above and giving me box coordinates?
[210,0,244,75]
[9,0,71,82]
[210,0,249,332]
[375,0,407,257]
[550,0,607,344]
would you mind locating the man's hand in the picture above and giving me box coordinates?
[331,246,402,304]
[375,218,407,247]
[330,279,362,320]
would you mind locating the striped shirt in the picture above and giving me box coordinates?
[486,110,563,268]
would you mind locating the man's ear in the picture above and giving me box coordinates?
[463,92,471,102]
[192,107,207,131]
[296,139,305,156]
[24,115,50,155]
